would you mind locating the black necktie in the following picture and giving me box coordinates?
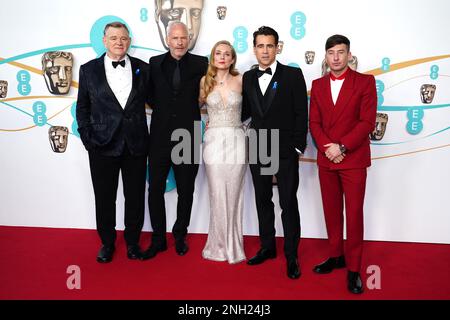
[256,67,272,78]
[173,60,181,91]
[112,60,125,68]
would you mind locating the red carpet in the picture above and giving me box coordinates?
[0,226,449,300]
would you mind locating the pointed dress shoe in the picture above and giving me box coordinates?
[313,255,346,274]
[347,271,364,294]
[175,239,189,256]
[96,245,115,263]
[140,243,167,260]
[287,258,301,279]
[127,244,143,260]
[247,248,276,265]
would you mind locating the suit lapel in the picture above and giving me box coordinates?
[330,68,355,127]
[180,52,191,88]
[123,55,138,110]
[262,63,283,115]
[157,52,172,91]
[323,74,334,108]
[249,70,265,117]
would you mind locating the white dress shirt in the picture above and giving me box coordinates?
[104,54,132,109]
[258,60,277,95]
[330,78,345,105]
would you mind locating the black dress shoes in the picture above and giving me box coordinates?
[175,239,189,256]
[127,244,142,260]
[313,255,346,274]
[247,248,276,265]
[287,258,301,279]
[140,243,167,260]
[96,245,115,263]
[347,271,364,294]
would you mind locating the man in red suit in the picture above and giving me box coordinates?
[309,34,376,294]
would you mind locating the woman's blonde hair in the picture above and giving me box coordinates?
[201,40,239,101]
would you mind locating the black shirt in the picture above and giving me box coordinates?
[162,53,189,92]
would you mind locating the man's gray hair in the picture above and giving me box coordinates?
[103,22,130,36]
[166,21,188,37]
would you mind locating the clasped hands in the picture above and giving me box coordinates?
[324,143,345,164]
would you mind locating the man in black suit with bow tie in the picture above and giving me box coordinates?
[141,22,208,260]
[242,26,308,279]
[76,22,149,263]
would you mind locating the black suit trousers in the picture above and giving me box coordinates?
[249,153,301,259]
[88,147,147,246]
[148,142,199,245]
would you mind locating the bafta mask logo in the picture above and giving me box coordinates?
[216,6,227,20]
[42,51,73,95]
[0,80,8,98]
[321,59,328,76]
[305,51,315,64]
[155,0,204,51]
[348,55,358,71]
[277,41,284,54]
[370,113,388,141]
[420,84,436,104]
[49,126,69,153]
[321,55,358,76]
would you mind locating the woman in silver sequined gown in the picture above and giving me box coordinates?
[199,41,247,264]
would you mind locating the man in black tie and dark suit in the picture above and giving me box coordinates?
[242,26,308,279]
[141,22,208,260]
[76,22,149,263]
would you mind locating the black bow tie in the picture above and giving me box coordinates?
[256,67,272,78]
[112,60,125,68]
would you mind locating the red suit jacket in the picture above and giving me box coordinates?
[309,68,377,169]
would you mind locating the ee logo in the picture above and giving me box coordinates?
[17,70,31,96]
[406,108,424,135]
[233,26,248,54]
[290,11,306,40]
[430,65,439,80]
[140,8,148,22]
[32,101,47,127]
[375,80,385,107]
[381,57,390,72]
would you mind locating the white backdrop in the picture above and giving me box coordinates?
[1,0,449,244]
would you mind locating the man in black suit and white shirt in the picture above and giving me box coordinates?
[242,26,308,279]
[141,22,208,260]
[76,22,149,263]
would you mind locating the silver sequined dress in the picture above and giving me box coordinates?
[202,90,247,264]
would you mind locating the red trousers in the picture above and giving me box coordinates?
[318,166,367,272]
